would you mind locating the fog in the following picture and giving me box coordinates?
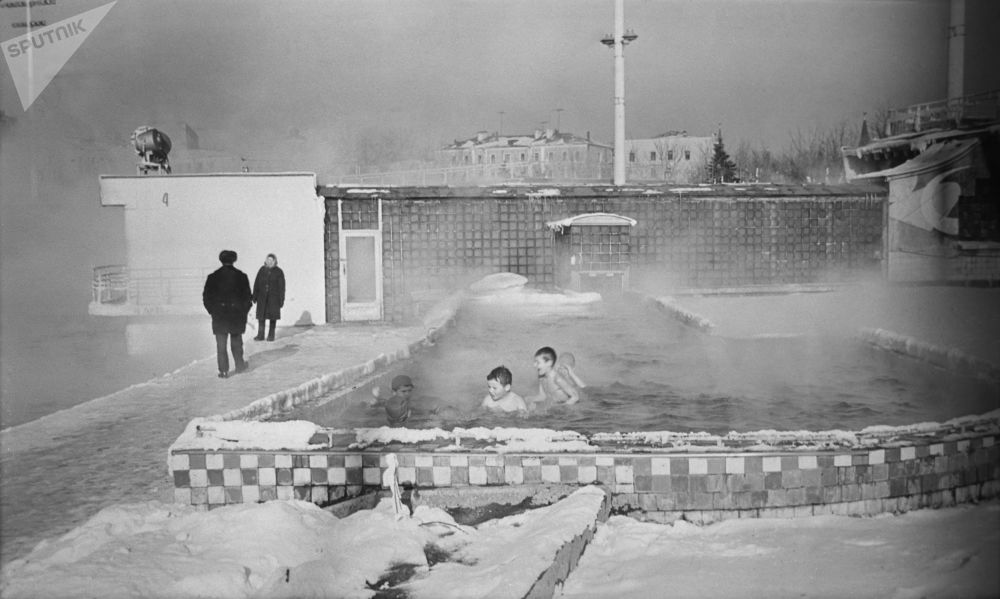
[2,0,999,426]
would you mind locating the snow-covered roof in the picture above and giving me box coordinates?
[545,213,637,232]
[850,139,978,180]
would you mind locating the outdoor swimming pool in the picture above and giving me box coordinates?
[275,295,999,435]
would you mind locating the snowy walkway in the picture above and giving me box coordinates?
[0,324,431,566]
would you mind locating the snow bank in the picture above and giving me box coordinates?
[403,486,608,599]
[467,272,528,294]
[560,503,1000,599]
[351,426,595,452]
[171,419,324,452]
[0,489,610,599]
[0,500,366,599]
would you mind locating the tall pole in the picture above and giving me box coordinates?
[948,0,965,102]
[613,0,626,185]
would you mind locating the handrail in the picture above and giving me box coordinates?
[92,266,215,306]
[886,90,999,136]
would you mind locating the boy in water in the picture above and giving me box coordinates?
[368,375,415,426]
[481,365,528,414]
[529,346,580,408]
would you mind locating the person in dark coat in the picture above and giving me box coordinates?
[252,253,285,341]
[203,249,252,378]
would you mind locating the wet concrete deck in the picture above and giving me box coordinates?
[0,322,436,566]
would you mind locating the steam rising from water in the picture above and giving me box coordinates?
[283,290,1000,433]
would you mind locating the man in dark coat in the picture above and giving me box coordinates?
[252,253,285,341]
[202,249,252,378]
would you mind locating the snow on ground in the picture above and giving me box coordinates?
[559,501,1000,599]
[0,487,603,599]
[3,493,997,599]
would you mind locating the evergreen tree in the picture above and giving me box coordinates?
[710,129,737,183]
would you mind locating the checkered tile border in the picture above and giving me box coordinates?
[170,435,999,514]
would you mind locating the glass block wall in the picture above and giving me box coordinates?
[322,187,886,322]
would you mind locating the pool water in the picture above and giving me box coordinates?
[276,297,1000,435]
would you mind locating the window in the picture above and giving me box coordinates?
[667,150,674,160]
[490,154,496,164]
[629,152,636,163]
[574,151,580,160]
[650,151,657,161]
[533,152,539,161]
[503,152,510,163]
[520,152,526,161]
[684,150,690,160]
[463,155,469,164]
[562,151,568,161]
[478,154,483,164]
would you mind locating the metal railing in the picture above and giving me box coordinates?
[92,265,129,304]
[886,90,1000,136]
[92,266,214,306]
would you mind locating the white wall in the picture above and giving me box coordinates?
[100,173,326,325]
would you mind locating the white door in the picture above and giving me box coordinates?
[340,230,382,321]
[339,230,383,321]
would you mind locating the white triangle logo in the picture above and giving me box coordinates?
[2,1,117,111]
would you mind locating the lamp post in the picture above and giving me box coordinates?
[601,0,637,185]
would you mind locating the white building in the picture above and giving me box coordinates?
[92,172,327,325]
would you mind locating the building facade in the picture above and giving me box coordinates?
[625,132,715,184]
[436,129,613,182]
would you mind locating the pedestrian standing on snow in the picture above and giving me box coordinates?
[202,249,252,378]
[252,253,285,341]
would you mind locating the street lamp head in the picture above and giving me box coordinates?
[600,34,615,47]
[623,29,638,43]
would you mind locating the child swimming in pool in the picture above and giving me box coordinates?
[529,346,580,408]
[481,365,528,414]
[368,374,415,426]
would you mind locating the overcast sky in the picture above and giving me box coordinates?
[1,0,998,319]
[3,1,998,153]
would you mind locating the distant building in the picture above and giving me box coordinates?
[625,131,714,184]
[436,129,612,182]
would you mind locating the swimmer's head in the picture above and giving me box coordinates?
[390,375,414,399]
[534,346,556,375]
[486,365,513,399]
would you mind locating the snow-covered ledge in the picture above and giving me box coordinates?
[168,412,1000,521]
